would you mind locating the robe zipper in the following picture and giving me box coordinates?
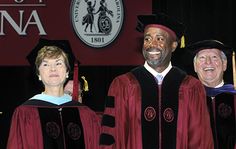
[158,85,162,149]
[211,97,219,149]
[59,108,67,149]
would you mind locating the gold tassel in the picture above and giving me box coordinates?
[232,51,236,90]
[180,35,185,48]
[81,76,89,91]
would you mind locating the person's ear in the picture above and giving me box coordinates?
[222,59,227,71]
[193,59,197,73]
[171,41,178,52]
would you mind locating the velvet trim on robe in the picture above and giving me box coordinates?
[38,107,85,148]
[206,93,236,149]
[7,100,101,149]
[100,96,115,146]
[100,66,214,149]
[132,66,186,149]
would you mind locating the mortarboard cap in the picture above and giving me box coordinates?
[186,39,232,56]
[136,13,185,41]
[27,38,80,101]
[27,38,79,69]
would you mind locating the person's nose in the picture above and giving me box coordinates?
[205,56,212,64]
[149,39,160,48]
[49,64,56,71]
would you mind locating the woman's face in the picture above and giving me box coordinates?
[38,55,68,88]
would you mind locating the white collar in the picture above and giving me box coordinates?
[144,61,172,78]
[214,81,224,88]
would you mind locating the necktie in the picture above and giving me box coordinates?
[156,74,163,85]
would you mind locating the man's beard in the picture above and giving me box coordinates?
[143,47,164,68]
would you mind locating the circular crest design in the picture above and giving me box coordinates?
[163,108,174,123]
[71,0,124,48]
[98,15,112,34]
[144,106,156,121]
[67,122,81,140]
[46,122,60,139]
[218,103,232,118]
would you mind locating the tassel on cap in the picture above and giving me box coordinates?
[81,76,89,91]
[232,51,236,90]
[72,62,79,101]
[180,35,185,48]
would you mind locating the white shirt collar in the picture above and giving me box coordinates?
[144,61,172,78]
[214,81,224,88]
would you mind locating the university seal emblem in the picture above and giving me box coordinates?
[218,103,232,118]
[144,106,156,121]
[71,0,124,48]
[163,108,174,122]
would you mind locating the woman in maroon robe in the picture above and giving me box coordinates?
[7,38,101,149]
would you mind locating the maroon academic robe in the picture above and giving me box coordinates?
[100,66,213,149]
[7,100,101,149]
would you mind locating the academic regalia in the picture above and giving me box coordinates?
[186,39,236,149]
[7,38,101,149]
[205,85,236,149]
[7,95,101,149]
[100,66,213,149]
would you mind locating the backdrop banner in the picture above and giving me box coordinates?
[0,0,152,66]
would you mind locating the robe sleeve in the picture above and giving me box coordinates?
[100,73,135,149]
[79,106,102,149]
[177,76,214,149]
[7,106,43,149]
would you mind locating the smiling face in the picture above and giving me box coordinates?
[142,27,178,72]
[194,48,227,87]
